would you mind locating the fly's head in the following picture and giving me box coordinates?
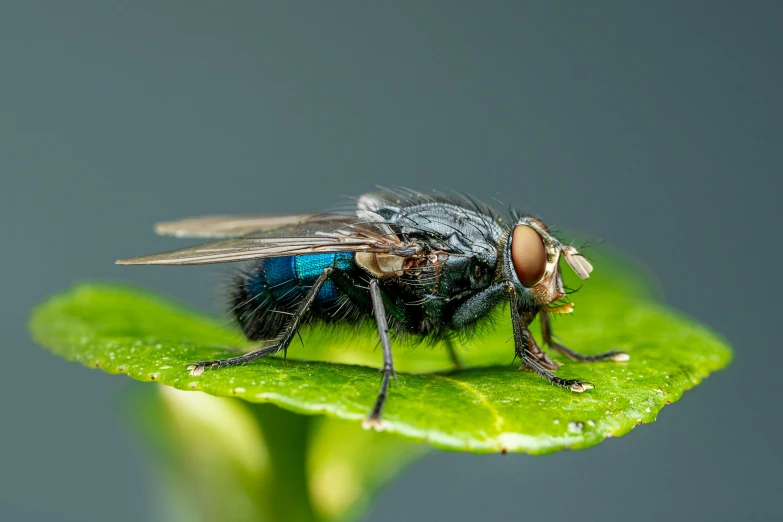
[500,216,594,312]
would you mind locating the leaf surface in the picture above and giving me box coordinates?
[29,247,731,453]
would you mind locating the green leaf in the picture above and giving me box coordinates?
[29,247,731,454]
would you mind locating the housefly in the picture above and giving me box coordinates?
[117,190,629,427]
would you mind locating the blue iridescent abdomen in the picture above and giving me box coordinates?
[253,252,355,303]
[234,252,358,340]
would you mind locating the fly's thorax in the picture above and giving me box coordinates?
[379,201,505,251]
[434,251,496,298]
[364,199,502,297]
[375,248,497,306]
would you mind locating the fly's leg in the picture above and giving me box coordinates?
[449,282,555,368]
[451,282,599,391]
[540,311,630,362]
[519,314,558,371]
[444,337,463,369]
[519,328,593,391]
[506,283,593,392]
[187,267,334,375]
[363,279,397,429]
[188,344,286,375]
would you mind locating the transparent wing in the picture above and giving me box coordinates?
[154,214,314,238]
[116,237,407,265]
[117,214,414,266]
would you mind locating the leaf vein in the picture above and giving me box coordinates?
[432,375,505,434]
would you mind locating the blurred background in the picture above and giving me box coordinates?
[2,1,779,521]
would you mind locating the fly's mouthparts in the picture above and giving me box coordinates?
[547,302,575,314]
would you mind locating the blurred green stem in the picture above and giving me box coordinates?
[125,386,428,522]
[250,404,319,522]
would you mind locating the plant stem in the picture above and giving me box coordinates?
[250,404,320,522]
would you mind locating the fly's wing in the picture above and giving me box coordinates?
[154,214,316,238]
[117,214,414,266]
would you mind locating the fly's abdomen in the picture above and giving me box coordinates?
[233,253,356,340]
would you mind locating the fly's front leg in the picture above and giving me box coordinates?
[518,310,558,371]
[540,311,630,362]
[187,267,335,375]
[363,279,397,430]
[505,283,593,392]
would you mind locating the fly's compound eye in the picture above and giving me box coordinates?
[511,225,547,287]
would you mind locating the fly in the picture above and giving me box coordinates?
[117,189,629,428]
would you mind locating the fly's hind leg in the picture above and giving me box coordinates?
[362,279,397,430]
[540,311,629,363]
[187,267,335,375]
[444,337,463,369]
[188,344,285,375]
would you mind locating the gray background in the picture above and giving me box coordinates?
[1,1,779,521]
